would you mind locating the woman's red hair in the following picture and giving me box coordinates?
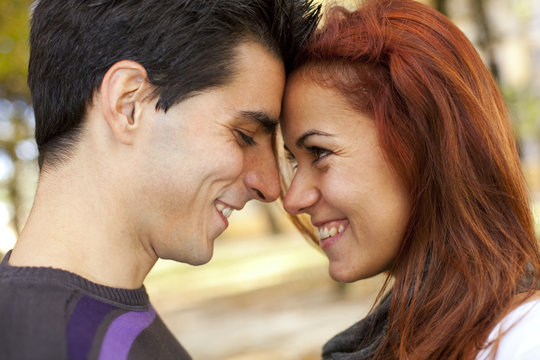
[289,0,540,358]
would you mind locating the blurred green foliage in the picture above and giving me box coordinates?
[0,0,32,99]
[505,86,540,141]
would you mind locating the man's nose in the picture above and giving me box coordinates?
[244,149,280,202]
[283,172,320,215]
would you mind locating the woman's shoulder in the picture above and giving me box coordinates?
[477,295,540,360]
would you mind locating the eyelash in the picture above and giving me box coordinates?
[285,146,331,171]
[235,130,256,146]
[306,146,332,163]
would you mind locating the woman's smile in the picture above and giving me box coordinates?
[281,73,410,282]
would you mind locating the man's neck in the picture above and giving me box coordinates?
[9,164,157,290]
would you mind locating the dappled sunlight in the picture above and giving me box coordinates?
[533,198,540,238]
[0,225,16,254]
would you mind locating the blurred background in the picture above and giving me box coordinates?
[0,0,539,359]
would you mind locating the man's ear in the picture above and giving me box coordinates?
[99,60,151,145]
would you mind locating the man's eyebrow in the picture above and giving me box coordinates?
[238,110,278,134]
[296,130,333,148]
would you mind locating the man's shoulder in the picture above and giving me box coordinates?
[0,268,78,360]
[0,267,191,359]
[0,262,79,314]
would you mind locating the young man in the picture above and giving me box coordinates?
[0,0,319,359]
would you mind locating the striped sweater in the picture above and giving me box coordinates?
[0,251,191,360]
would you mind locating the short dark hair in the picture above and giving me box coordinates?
[28,0,320,168]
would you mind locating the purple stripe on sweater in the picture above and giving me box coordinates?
[98,306,156,360]
[67,296,117,360]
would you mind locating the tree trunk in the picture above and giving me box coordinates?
[435,0,448,16]
[471,0,500,81]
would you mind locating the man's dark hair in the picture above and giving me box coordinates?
[28,0,320,168]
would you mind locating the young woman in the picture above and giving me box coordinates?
[280,0,540,359]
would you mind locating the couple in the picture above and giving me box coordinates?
[1,0,539,359]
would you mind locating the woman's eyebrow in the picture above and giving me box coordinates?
[296,130,333,148]
[237,110,278,135]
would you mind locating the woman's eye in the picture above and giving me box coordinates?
[235,130,256,146]
[307,146,332,162]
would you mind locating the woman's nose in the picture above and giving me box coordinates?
[283,174,320,215]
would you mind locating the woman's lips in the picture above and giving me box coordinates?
[316,220,349,249]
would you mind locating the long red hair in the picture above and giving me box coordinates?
[287,0,540,358]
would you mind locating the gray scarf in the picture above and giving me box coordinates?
[322,292,391,360]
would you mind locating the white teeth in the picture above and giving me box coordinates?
[215,203,233,218]
[318,224,346,240]
[222,207,233,218]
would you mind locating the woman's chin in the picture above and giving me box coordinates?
[328,262,386,283]
[328,264,361,283]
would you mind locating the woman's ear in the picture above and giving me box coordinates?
[99,60,150,145]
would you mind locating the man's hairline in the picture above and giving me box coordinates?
[40,37,283,170]
[161,37,283,133]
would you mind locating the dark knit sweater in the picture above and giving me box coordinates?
[0,251,191,360]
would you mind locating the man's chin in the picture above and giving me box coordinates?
[184,242,215,266]
[186,254,213,266]
[158,241,215,266]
